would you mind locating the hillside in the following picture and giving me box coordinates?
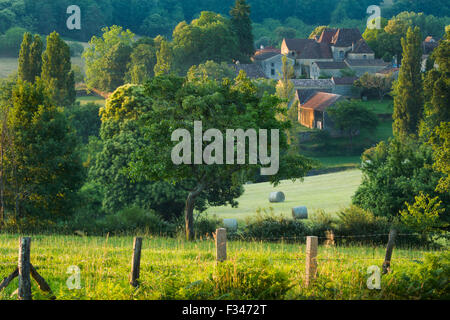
[205,169,362,220]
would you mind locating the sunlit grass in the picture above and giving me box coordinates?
[0,234,441,300]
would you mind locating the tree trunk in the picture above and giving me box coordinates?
[185,192,196,241]
[184,183,205,241]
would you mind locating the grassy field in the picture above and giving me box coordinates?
[0,57,85,79]
[0,234,442,300]
[356,99,394,114]
[76,96,106,106]
[0,58,18,79]
[205,169,362,221]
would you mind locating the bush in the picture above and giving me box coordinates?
[96,207,175,235]
[0,27,29,56]
[194,213,223,239]
[237,208,309,241]
[380,252,450,299]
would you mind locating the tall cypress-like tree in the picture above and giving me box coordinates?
[154,39,173,76]
[18,33,32,82]
[420,29,450,139]
[392,26,424,137]
[41,32,75,107]
[18,34,43,83]
[29,35,43,82]
[230,0,254,60]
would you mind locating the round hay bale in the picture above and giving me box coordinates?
[269,191,285,203]
[292,206,308,219]
[223,219,238,231]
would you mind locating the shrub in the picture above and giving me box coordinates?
[96,207,175,235]
[238,208,309,241]
[194,213,223,239]
[334,205,391,244]
[380,252,450,299]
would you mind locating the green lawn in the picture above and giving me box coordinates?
[355,99,394,114]
[76,96,106,106]
[0,57,18,79]
[205,169,362,221]
[0,57,85,79]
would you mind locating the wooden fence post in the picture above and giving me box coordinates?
[382,228,397,274]
[18,237,32,300]
[129,237,143,287]
[305,236,318,287]
[216,228,227,262]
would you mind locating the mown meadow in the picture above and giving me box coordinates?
[0,234,448,300]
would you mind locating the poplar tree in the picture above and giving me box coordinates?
[230,0,254,60]
[392,26,423,138]
[18,33,32,82]
[154,40,173,76]
[18,34,43,83]
[41,32,75,106]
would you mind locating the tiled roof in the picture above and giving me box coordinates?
[229,63,267,79]
[318,28,337,44]
[345,59,389,67]
[351,39,374,54]
[291,79,334,88]
[315,61,348,69]
[283,38,315,52]
[331,28,363,47]
[296,89,317,104]
[252,51,280,61]
[300,92,342,112]
[298,41,333,59]
[332,76,359,85]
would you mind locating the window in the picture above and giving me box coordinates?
[339,51,344,59]
[271,62,274,67]
[363,55,367,59]
[271,69,275,76]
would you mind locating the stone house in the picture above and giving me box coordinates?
[311,61,349,80]
[252,48,295,79]
[281,28,387,78]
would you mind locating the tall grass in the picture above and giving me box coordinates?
[0,234,446,300]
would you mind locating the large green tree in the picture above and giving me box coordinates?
[41,32,75,107]
[328,100,379,150]
[172,11,239,73]
[230,0,254,61]
[90,84,207,220]
[0,80,84,223]
[128,72,313,240]
[392,26,424,138]
[83,26,135,92]
[126,40,157,84]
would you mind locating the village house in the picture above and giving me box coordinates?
[228,62,267,79]
[280,28,388,78]
[295,90,344,130]
[252,47,295,79]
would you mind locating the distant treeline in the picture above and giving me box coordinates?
[1,0,450,42]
